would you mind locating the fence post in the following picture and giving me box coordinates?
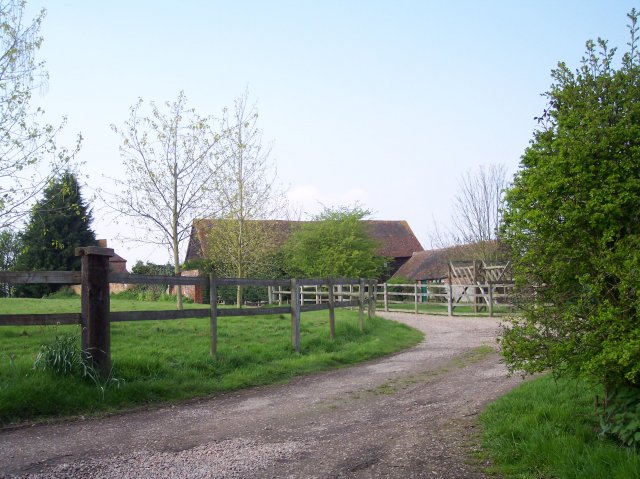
[210,274,218,357]
[383,282,388,312]
[473,260,478,314]
[372,281,378,317]
[488,282,494,317]
[327,278,335,339]
[448,263,453,316]
[290,278,301,352]
[367,280,374,319]
[414,282,419,314]
[76,246,113,377]
[358,278,365,330]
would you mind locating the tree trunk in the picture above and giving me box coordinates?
[236,284,243,308]
[172,162,183,310]
[174,245,183,310]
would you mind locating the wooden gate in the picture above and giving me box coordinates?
[448,261,512,313]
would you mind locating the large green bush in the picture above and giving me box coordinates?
[283,206,386,279]
[500,10,640,446]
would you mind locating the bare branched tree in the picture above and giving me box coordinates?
[110,91,222,309]
[432,164,509,261]
[207,91,286,306]
[0,1,81,228]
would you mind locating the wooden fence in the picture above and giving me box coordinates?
[0,246,377,377]
[379,281,514,316]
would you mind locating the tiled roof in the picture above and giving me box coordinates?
[393,244,480,280]
[184,219,423,263]
[109,253,126,263]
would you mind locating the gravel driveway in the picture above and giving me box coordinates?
[0,312,523,478]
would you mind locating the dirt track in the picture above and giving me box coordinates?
[0,312,523,478]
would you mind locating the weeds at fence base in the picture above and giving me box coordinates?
[33,332,124,400]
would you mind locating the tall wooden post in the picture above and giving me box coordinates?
[358,278,365,330]
[327,278,335,339]
[473,260,478,314]
[447,262,453,317]
[210,274,218,357]
[488,282,494,317]
[383,282,388,312]
[367,280,374,319]
[76,246,113,377]
[414,282,419,314]
[372,281,378,317]
[290,278,301,352]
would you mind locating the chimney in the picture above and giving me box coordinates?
[97,239,107,248]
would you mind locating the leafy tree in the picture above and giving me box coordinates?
[0,1,80,228]
[206,91,286,306]
[206,220,284,300]
[15,172,96,297]
[110,91,222,309]
[500,10,640,445]
[284,206,386,278]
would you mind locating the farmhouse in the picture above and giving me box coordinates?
[184,218,423,280]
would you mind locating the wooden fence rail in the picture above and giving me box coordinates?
[379,282,514,316]
[0,246,377,376]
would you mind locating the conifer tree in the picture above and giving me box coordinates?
[15,172,96,297]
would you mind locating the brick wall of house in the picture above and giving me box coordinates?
[178,269,204,303]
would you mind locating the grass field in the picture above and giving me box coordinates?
[480,374,640,478]
[0,297,423,426]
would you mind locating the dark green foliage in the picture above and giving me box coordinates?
[284,206,386,279]
[131,260,174,276]
[601,385,640,448]
[0,229,20,296]
[127,260,174,300]
[14,172,95,297]
[500,10,640,446]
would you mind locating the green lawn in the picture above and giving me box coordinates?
[0,297,423,425]
[480,374,640,478]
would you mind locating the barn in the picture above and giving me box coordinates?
[184,218,423,281]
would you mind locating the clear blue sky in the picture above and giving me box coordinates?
[25,1,640,265]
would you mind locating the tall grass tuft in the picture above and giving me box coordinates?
[33,332,124,399]
[33,333,90,377]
